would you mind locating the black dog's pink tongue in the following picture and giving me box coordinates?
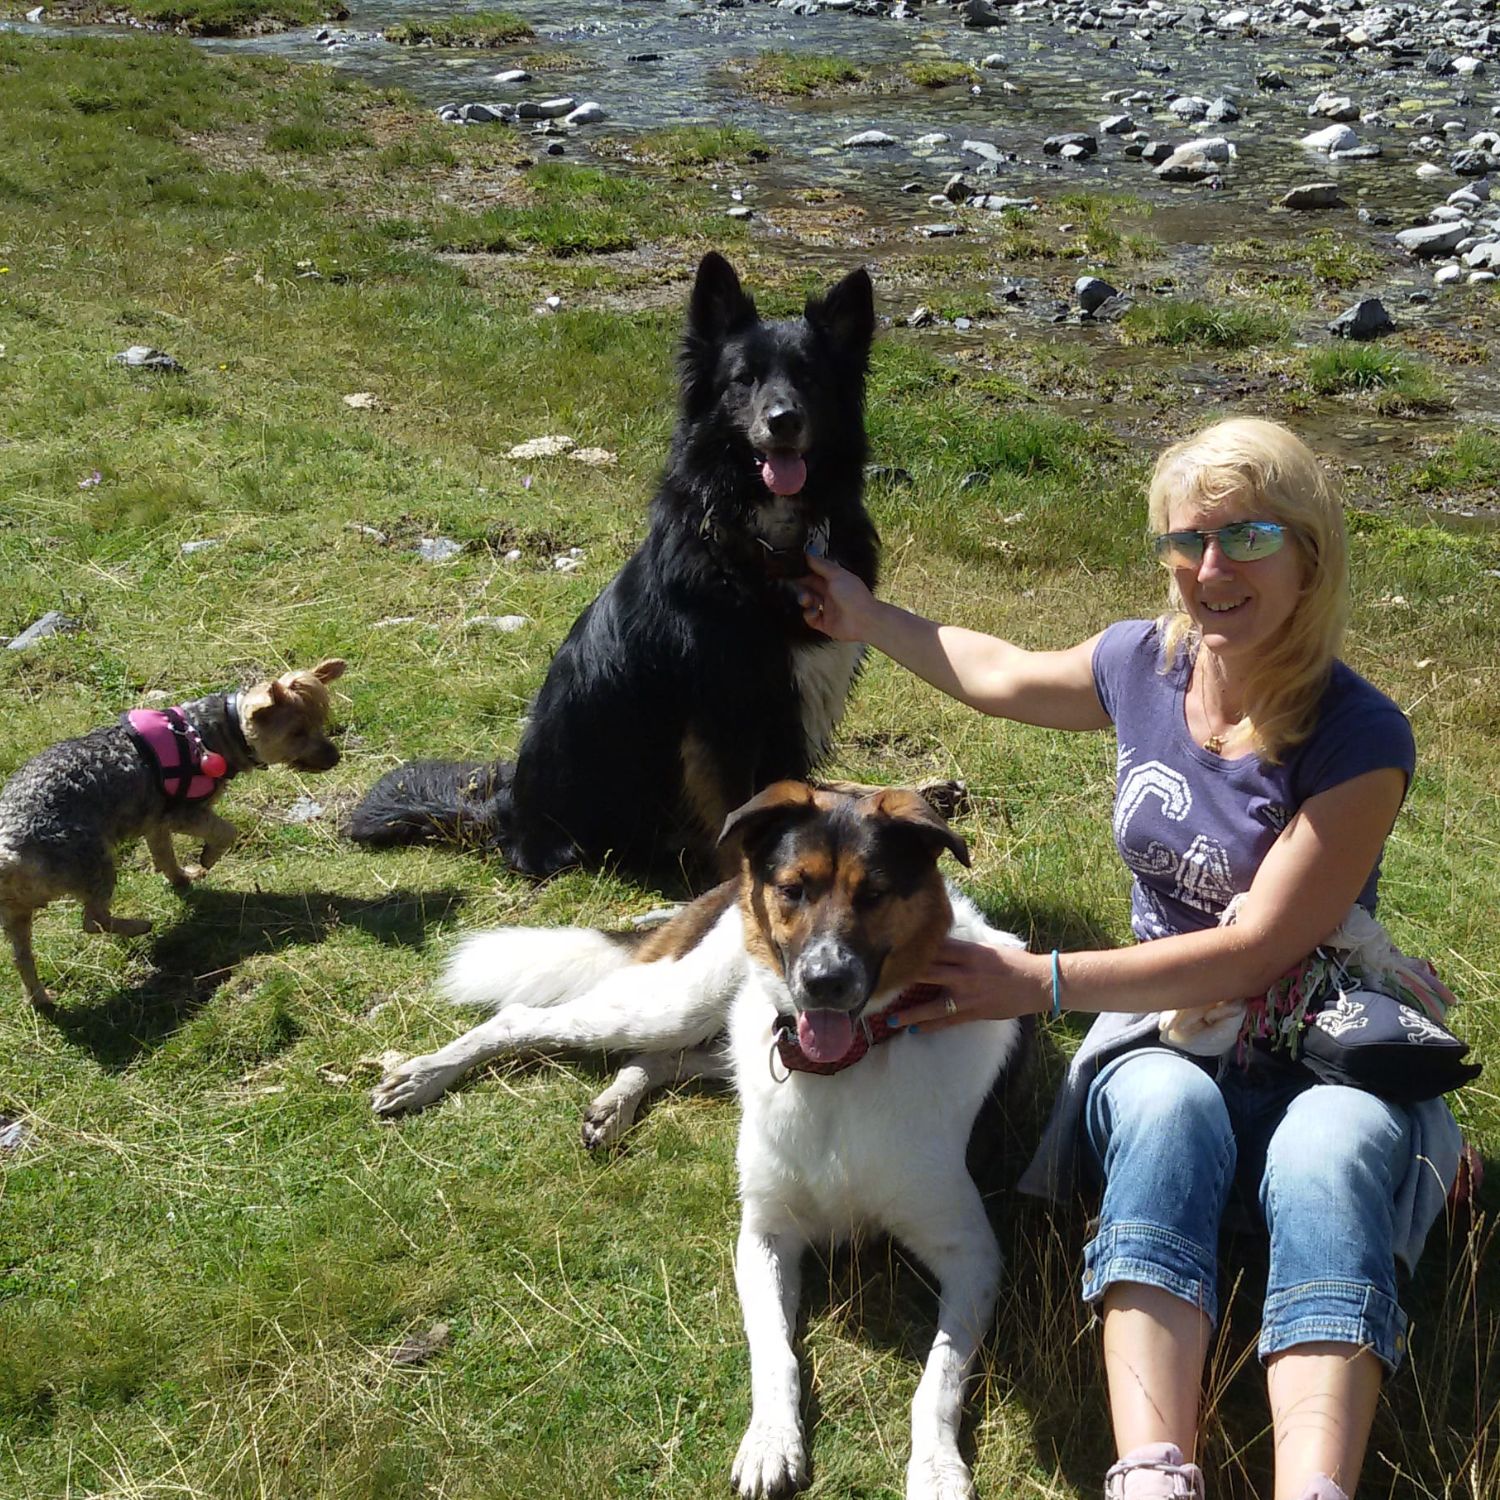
[761,450,807,497]
[797,1009,854,1063]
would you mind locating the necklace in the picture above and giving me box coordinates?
[1194,658,1241,755]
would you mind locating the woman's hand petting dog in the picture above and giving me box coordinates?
[798,552,880,642]
[889,935,1051,1032]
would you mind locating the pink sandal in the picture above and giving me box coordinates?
[1104,1442,1205,1499]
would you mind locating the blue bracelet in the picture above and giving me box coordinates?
[1050,949,1062,1020]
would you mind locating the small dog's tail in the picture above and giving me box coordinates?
[441,926,637,1014]
[346,759,510,850]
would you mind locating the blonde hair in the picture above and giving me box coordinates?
[1147,417,1348,763]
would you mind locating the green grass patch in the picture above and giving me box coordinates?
[593,124,773,174]
[734,49,868,98]
[1117,298,1290,350]
[265,116,371,154]
[1412,428,1500,496]
[430,160,733,256]
[903,59,979,88]
[1303,228,1386,288]
[124,0,331,33]
[1303,344,1450,412]
[384,9,532,46]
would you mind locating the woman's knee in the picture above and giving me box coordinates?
[1263,1084,1411,1210]
[1088,1049,1234,1164]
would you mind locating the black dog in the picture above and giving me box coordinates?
[348,252,880,881]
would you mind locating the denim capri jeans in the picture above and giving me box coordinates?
[1081,1046,1415,1371]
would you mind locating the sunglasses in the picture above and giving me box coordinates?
[1152,520,1287,568]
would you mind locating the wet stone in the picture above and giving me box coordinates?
[1328,297,1396,340]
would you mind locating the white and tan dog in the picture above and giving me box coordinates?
[375,782,1026,1500]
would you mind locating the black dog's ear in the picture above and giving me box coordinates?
[689,251,758,342]
[865,787,971,869]
[805,267,875,364]
[719,780,818,856]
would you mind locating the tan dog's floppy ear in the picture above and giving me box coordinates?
[718,780,817,853]
[866,787,971,869]
[312,658,346,684]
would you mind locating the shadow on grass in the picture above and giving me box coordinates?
[43,884,464,1069]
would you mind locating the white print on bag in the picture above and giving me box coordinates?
[1115,757,1236,917]
[1312,994,1371,1039]
[1399,1007,1454,1045]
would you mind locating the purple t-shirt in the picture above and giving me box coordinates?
[1093,619,1415,941]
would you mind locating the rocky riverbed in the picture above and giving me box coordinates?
[12,0,1500,485]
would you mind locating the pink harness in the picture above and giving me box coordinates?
[122,707,230,804]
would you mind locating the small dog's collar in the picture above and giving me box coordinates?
[771,981,944,1078]
[122,707,232,805]
[223,692,263,767]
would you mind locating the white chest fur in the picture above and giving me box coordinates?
[792,639,864,766]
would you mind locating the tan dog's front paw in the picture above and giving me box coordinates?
[177,863,208,885]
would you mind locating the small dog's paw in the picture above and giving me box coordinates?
[177,863,208,885]
[731,1417,806,1498]
[906,1450,975,1500]
[913,778,968,822]
[25,986,57,1011]
[371,1057,455,1117]
[581,1094,637,1152]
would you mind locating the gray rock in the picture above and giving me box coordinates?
[1327,297,1395,339]
[113,345,185,373]
[917,222,964,237]
[565,102,606,126]
[1281,182,1346,209]
[179,538,222,555]
[1328,144,1383,162]
[1043,132,1098,156]
[844,130,896,149]
[1308,92,1359,121]
[1452,150,1500,177]
[943,173,974,202]
[1167,95,1210,121]
[1075,274,1119,312]
[516,97,575,120]
[416,537,465,562]
[1089,292,1136,321]
[493,68,531,83]
[1465,240,1500,269]
[0,1115,32,1152]
[1141,141,1174,164]
[962,138,1004,162]
[458,103,509,124]
[7,611,81,651]
[283,795,326,824]
[1301,123,1358,153]
[1205,97,1240,123]
[962,0,1007,26]
[1396,221,1470,255]
[1101,113,1137,135]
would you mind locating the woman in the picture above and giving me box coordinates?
[797,417,1462,1500]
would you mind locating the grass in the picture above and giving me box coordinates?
[385,10,533,47]
[1303,345,1450,414]
[15,0,336,30]
[1117,298,1291,350]
[1413,428,1500,499]
[0,30,1497,1500]
[904,59,980,88]
[732,50,868,98]
[430,161,738,256]
[592,125,773,175]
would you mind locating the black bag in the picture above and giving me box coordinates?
[1295,986,1482,1104]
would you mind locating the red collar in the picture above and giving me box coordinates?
[772,982,944,1077]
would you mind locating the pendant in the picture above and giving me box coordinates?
[1203,733,1225,755]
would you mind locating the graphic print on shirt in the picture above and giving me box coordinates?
[1115,750,1237,932]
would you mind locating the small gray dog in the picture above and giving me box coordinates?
[0,658,346,1007]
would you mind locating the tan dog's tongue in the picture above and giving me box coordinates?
[797,1009,854,1063]
[761,451,807,496]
